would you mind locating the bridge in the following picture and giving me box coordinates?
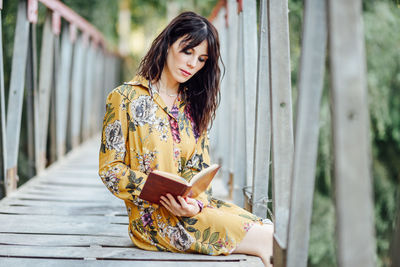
[0,0,398,266]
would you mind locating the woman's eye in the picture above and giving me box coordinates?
[183,50,191,55]
[198,57,206,63]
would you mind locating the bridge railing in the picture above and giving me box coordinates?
[209,0,377,266]
[0,0,121,198]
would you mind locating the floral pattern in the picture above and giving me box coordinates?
[136,150,157,174]
[99,166,121,195]
[104,120,126,154]
[130,95,158,126]
[99,76,268,256]
[167,222,195,251]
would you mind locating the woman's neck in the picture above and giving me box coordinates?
[157,69,179,95]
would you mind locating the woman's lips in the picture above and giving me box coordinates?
[180,69,191,77]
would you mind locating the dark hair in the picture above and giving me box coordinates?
[137,11,221,134]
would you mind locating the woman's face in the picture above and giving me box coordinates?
[164,36,208,84]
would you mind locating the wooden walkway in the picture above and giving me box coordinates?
[0,135,262,266]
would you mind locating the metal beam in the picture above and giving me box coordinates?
[55,24,73,158]
[37,12,55,171]
[252,0,271,218]
[5,0,30,194]
[269,0,294,251]
[0,11,6,198]
[286,0,327,266]
[328,0,376,266]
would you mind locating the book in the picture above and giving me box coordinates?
[138,164,220,204]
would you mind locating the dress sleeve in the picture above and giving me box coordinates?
[98,89,148,203]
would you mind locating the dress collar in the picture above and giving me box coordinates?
[125,75,187,119]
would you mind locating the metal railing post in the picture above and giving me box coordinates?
[251,0,272,219]
[286,0,327,266]
[5,0,30,194]
[0,3,6,198]
[328,0,376,265]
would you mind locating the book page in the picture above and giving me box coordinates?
[190,164,220,198]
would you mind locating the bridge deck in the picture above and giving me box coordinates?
[0,136,262,266]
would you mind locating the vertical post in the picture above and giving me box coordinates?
[242,0,258,192]
[6,0,31,194]
[226,0,238,200]
[37,12,55,172]
[49,31,60,164]
[286,0,327,266]
[328,0,376,266]
[55,24,73,159]
[25,23,39,178]
[81,41,95,141]
[269,0,294,264]
[252,0,271,218]
[0,6,7,198]
[70,35,86,148]
[233,7,246,207]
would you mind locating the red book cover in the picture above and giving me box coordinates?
[138,172,192,204]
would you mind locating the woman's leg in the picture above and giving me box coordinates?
[232,223,274,267]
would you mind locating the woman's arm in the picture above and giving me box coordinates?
[98,88,148,203]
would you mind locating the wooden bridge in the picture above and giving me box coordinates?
[0,0,398,266]
[0,135,262,266]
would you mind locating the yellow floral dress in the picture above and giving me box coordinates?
[98,75,266,255]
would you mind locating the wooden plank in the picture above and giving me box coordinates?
[286,0,327,266]
[0,214,128,224]
[251,0,271,218]
[55,24,74,158]
[269,0,294,250]
[0,215,127,236]
[0,258,262,267]
[328,0,376,266]
[0,11,7,198]
[0,233,132,247]
[0,199,123,209]
[5,0,30,194]
[0,204,126,216]
[0,245,258,261]
[37,12,55,172]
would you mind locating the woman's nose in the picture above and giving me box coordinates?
[187,57,197,68]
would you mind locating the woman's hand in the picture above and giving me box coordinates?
[160,194,200,217]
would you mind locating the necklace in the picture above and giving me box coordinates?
[152,82,178,97]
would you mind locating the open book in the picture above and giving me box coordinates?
[138,164,220,204]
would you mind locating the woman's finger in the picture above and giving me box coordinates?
[177,196,189,210]
[166,194,181,209]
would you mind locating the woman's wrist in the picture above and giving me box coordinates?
[196,199,204,213]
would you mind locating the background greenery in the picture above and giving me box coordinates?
[1,0,399,266]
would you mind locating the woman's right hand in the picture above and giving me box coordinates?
[160,194,200,217]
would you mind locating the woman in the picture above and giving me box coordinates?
[99,11,273,266]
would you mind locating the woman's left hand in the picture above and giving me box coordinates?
[160,194,200,217]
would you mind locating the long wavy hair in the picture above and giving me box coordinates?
[137,11,222,135]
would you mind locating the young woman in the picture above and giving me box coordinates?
[99,11,273,266]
